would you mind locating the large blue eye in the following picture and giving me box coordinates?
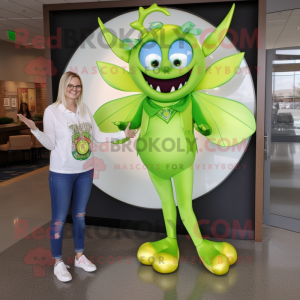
[139,42,162,70]
[169,40,193,69]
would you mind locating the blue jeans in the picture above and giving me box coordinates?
[48,169,94,259]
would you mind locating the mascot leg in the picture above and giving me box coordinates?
[173,167,237,275]
[137,171,179,273]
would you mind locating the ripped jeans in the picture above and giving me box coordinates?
[48,169,94,259]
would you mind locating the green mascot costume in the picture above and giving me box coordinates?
[94,3,256,275]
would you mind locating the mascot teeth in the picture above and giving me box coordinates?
[142,69,192,93]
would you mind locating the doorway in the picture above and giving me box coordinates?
[264,48,300,232]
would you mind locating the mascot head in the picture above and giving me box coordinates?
[97,3,236,102]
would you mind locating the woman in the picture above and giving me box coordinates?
[17,72,136,282]
[17,102,32,123]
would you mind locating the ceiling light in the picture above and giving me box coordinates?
[9,18,30,20]
[267,20,287,22]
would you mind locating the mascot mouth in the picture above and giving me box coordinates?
[142,69,192,93]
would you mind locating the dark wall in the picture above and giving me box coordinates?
[50,1,258,240]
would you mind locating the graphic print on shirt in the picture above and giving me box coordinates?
[67,122,92,161]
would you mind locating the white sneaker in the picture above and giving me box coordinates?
[54,261,72,282]
[75,255,97,272]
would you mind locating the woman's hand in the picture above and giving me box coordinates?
[17,114,37,131]
[125,122,137,138]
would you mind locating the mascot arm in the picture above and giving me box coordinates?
[192,97,212,136]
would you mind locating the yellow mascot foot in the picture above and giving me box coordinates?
[137,238,179,273]
[137,242,156,266]
[197,240,237,275]
[152,252,178,273]
[220,242,237,266]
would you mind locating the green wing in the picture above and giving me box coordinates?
[192,92,256,147]
[96,61,142,92]
[194,53,245,91]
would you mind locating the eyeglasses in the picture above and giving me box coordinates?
[67,84,82,90]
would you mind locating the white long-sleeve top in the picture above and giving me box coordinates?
[31,103,126,174]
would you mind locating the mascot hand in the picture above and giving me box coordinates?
[113,121,129,131]
[195,124,212,136]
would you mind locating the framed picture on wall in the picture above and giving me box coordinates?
[17,88,36,111]
[3,98,10,107]
[28,88,36,111]
[11,98,17,108]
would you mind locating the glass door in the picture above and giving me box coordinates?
[264,48,300,232]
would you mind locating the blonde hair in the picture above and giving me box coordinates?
[54,71,86,116]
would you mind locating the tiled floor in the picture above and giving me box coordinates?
[1,169,300,299]
[0,168,51,252]
[270,142,300,221]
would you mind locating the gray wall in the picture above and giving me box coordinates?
[0,40,44,82]
[267,0,300,13]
